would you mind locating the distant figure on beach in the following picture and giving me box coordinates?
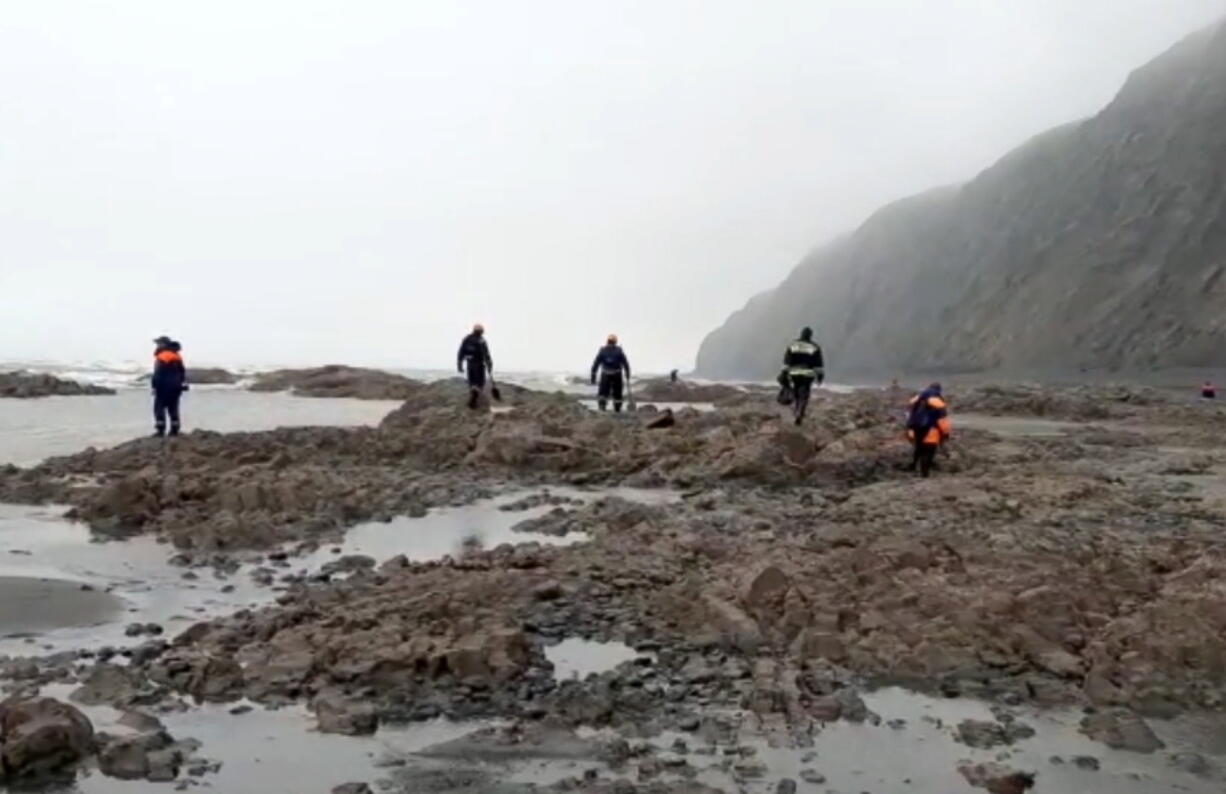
[780,326,824,425]
[457,324,493,409]
[906,382,952,478]
[1203,381,1217,399]
[591,334,631,412]
[669,369,679,383]
[151,335,187,437]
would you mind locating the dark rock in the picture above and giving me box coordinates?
[1167,751,1213,777]
[957,761,1036,794]
[800,768,826,784]
[332,784,373,794]
[314,692,378,735]
[1072,755,1100,771]
[0,696,94,778]
[1080,709,1164,753]
[533,581,564,601]
[958,719,1009,749]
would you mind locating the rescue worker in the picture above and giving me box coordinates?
[781,327,824,424]
[151,336,188,437]
[456,324,493,409]
[1202,381,1216,399]
[906,382,952,477]
[591,334,631,412]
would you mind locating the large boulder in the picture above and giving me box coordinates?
[0,696,94,779]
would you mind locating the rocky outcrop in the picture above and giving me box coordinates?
[633,379,747,404]
[0,372,114,398]
[186,367,239,385]
[698,20,1226,378]
[248,365,422,399]
[136,368,238,386]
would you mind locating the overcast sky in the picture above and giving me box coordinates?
[3,1,1223,373]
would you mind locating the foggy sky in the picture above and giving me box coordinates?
[3,0,1224,374]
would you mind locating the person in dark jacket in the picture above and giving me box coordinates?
[781,327,824,424]
[457,324,493,409]
[1202,380,1216,399]
[151,336,188,437]
[906,382,952,477]
[591,334,631,412]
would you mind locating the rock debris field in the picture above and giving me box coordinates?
[0,378,1223,792]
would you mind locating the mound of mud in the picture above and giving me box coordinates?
[0,371,115,398]
[248,365,422,399]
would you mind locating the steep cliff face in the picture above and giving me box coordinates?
[697,21,1226,379]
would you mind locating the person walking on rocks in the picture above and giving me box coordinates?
[151,336,188,437]
[591,334,631,412]
[906,382,952,477]
[457,324,493,409]
[781,327,824,425]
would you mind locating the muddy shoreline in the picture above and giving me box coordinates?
[0,378,1223,791]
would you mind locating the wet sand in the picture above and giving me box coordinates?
[0,576,123,635]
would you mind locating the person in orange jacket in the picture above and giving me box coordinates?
[151,336,188,437]
[906,382,951,477]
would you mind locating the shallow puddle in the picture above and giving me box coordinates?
[662,688,1224,794]
[959,413,1086,437]
[297,486,676,570]
[0,504,268,656]
[37,682,489,794]
[544,639,645,680]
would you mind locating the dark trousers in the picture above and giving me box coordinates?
[465,361,486,409]
[912,438,938,477]
[789,375,814,423]
[598,372,625,412]
[154,390,182,436]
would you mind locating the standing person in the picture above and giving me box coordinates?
[1202,380,1216,399]
[669,369,679,384]
[151,336,188,437]
[781,327,824,425]
[906,382,952,477]
[590,334,631,412]
[457,324,493,409]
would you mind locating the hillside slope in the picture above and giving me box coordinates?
[697,21,1226,379]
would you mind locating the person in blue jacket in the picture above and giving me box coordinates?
[590,334,631,412]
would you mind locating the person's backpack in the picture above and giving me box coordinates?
[907,394,935,432]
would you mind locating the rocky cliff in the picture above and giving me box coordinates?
[697,21,1226,379]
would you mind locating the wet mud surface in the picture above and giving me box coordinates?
[0,379,1223,791]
